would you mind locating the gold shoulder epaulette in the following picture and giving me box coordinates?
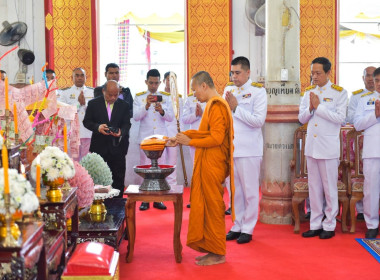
[251,82,263,88]
[361,91,374,98]
[60,87,70,91]
[136,91,147,96]
[160,91,170,96]
[300,92,305,97]
[188,92,194,97]
[178,94,183,98]
[352,89,364,95]
[225,82,234,87]
[305,85,316,91]
[331,84,343,92]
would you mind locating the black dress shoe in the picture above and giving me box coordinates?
[186,203,191,208]
[319,230,335,239]
[139,202,149,211]
[226,231,240,241]
[302,229,323,238]
[305,212,311,220]
[356,213,364,220]
[365,228,379,239]
[237,233,252,244]
[225,207,231,215]
[153,202,167,210]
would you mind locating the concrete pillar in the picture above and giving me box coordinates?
[260,0,300,224]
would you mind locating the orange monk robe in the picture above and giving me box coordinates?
[184,95,235,256]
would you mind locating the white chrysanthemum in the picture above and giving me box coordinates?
[0,134,4,147]
[0,168,39,214]
[31,146,75,181]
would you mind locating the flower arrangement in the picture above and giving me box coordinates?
[80,153,113,186]
[0,169,39,214]
[68,161,95,208]
[0,134,3,147]
[31,146,75,182]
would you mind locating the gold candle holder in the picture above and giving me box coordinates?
[1,193,18,247]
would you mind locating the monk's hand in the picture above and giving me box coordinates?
[154,102,165,116]
[195,103,203,117]
[78,90,86,106]
[310,92,320,110]
[145,94,154,110]
[175,133,191,146]
[375,100,380,118]
[98,124,110,135]
[165,137,177,147]
[225,91,238,111]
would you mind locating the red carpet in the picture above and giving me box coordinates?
[119,188,379,280]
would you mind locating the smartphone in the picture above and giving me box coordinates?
[151,95,163,102]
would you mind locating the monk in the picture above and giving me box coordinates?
[167,71,235,266]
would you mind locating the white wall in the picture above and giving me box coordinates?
[0,0,46,83]
[232,0,265,82]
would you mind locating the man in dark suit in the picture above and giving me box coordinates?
[94,63,133,117]
[83,80,131,198]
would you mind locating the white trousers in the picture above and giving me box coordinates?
[165,146,177,185]
[306,156,339,231]
[79,138,91,161]
[363,158,380,229]
[231,156,261,235]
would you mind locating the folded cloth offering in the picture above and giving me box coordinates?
[94,185,111,193]
[140,134,168,151]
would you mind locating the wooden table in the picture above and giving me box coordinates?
[124,185,183,263]
[72,198,127,251]
[0,222,45,280]
[39,187,79,262]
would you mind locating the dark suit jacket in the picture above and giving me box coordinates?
[94,85,133,117]
[83,96,131,158]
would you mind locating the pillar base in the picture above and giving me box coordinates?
[259,181,292,224]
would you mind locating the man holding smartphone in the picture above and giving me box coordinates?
[133,69,175,210]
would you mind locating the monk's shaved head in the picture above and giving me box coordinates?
[191,71,215,89]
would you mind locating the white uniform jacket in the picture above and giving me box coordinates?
[347,88,369,124]
[223,79,267,157]
[182,93,206,130]
[353,91,380,159]
[298,81,348,159]
[166,95,184,137]
[58,85,94,138]
[133,90,174,141]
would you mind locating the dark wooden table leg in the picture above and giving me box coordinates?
[173,194,183,263]
[126,199,136,263]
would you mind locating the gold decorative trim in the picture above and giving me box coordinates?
[45,13,53,30]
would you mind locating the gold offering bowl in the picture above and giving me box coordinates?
[44,177,65,201]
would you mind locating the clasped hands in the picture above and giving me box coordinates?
[145,94,164,115]
[166,133,191,147]
[225,91,238,112]
[375,100,380,118]
[309,92,320,112]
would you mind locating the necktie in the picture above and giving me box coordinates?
[107,103,111,120]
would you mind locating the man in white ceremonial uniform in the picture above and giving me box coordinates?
[353,66,380,239]
[59,67,94,160]
[133,69,174,210]
[347,66,376,124]
[346,66,376,220]
[163,71,183,186]
[224,56,267,244]
[299,57,347,239]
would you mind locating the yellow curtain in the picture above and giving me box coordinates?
[340,30,380,39]
[137,26,184,43]
[119,12,184,43]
